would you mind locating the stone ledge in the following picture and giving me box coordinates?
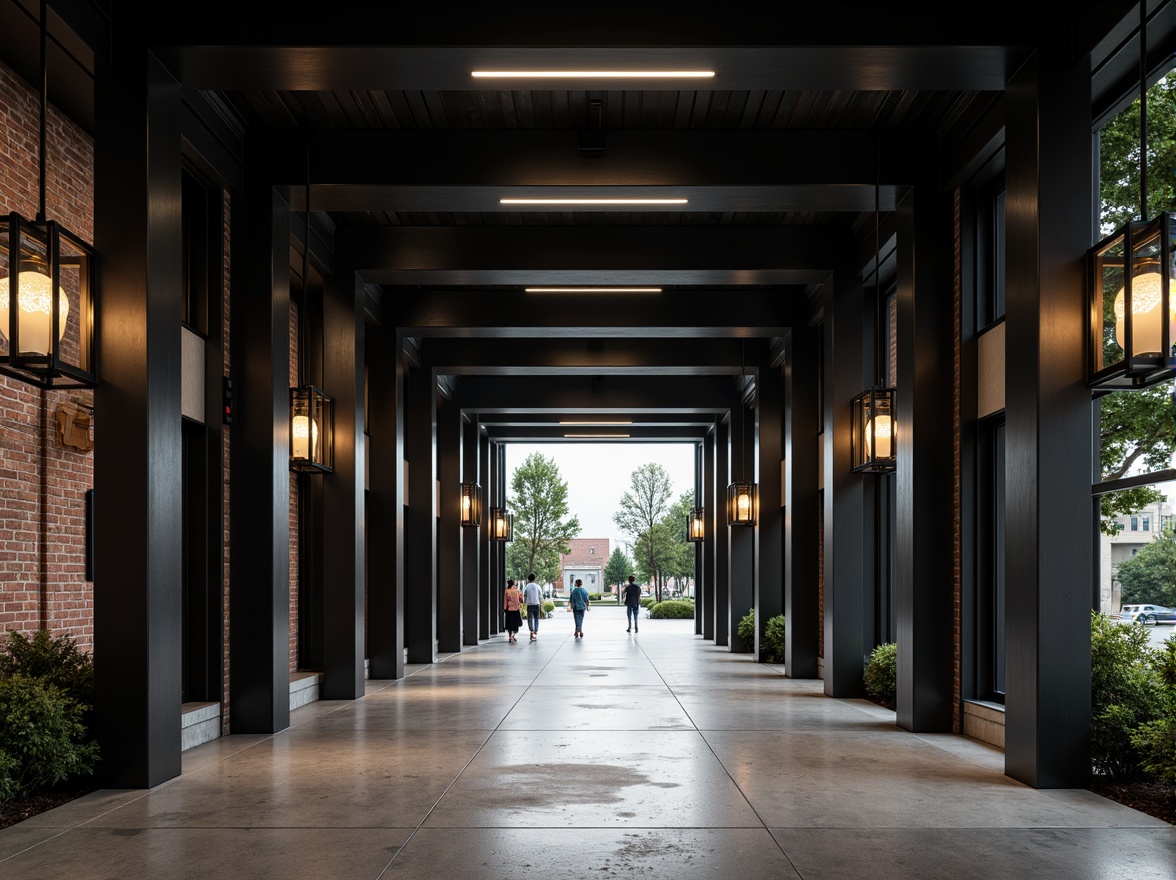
[290,671,322,710]
[962,699,1005,749]
[181,701,221,751]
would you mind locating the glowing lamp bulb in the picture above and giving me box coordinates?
[1112,271,1176,355]
[0,270,69,355]
[292,414,319,460]
[865,414,893,460]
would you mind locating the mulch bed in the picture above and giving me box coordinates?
[1090,779,1176,825]
[0,787,94,830]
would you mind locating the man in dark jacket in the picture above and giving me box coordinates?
[623,575,642,633]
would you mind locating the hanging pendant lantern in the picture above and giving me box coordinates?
[489,506,513,542]
[851,386,897,473]
[289,384,333,473]
[687,507,705,542]
[727,481,756,526]
[460,482,481,527]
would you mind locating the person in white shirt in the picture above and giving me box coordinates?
[522,574,544,640]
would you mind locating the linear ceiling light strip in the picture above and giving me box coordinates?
[472,71,715,79]
[524,287,662,293]
[501,198,687,205]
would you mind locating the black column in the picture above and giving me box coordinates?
[406,365,437,663]
[755,363,784,658]
[320,268,365,698]
[367,323,404,680]
[463,415,482,646]
[702,425,716,640]
[93,50,184,787]
[437,398,463,653]
[823,266,867,697]
[1004,42,1093,788]
[693,442,704,635]
[478,432,492,640]
[784,325,821,678]
[894,183,956,731]
[713,419,729,646]
[728,399,754,652]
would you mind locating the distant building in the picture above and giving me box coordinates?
[559,538,609,593]
[1100,499,1174,612]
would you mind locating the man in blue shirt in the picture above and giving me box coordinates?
[569,578,591,639]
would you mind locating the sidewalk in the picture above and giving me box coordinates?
[1,615,1172,879]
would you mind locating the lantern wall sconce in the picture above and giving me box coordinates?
[289,384,334,473]
[1088,213,1176,388]
[460,482,481,527]
[687,507,705,542]
[489,507,513,542]
[727,481,756,526]
[851,386,897,473]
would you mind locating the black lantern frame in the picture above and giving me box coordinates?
[687,507,705,542]
[851,385,896,473]
[489,506,513,542]
[289,384,334,473]
[1088,213,1176,389]
[460,482,481,527]
[727,481,756,526]
[0,213,95,388]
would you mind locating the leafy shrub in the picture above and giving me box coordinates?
[762,615,786,664]
[1131,632,1176,784]
[640,597,657,609]
[864,642,897,705]
[1091,612,1160,779]
[588,593,602,601]
[0,629,94,706]
[0,675,99,802]
[736,608,755,649]
[542,600,555,616]
[648,600,695,619]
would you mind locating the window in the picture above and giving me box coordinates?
[1131,517,1139,531]
[1143,516,1151,531]
[588,547,595,555]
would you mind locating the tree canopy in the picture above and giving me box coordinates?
[507,452,580,585]
[1115,530,1176,606]
[603,546,634,589]
[614,463,675,600]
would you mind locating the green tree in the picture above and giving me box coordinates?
[661,491,697,593]
[603,546,634,591]
[1096,72,1176,533]
[614,463,674,600]
[508,452,580,587]
[632,521,680,600]
[1115,529,1176,606]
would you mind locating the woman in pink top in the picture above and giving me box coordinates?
[503,579,523,643]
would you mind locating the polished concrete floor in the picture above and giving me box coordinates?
[1,607,1173,879]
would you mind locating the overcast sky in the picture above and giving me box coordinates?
[504,442,696,558]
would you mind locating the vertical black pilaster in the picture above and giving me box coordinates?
[702,425,716,640]
[478,432,492,640]
[728,402,754,652]
[367,324,404,680]
[320,269,365,699]
[755,364,784,658]
[894,183,956,731]
[406,366,437,663]
[785,325,821,678]
[694,442,704,635]
[463,416,481,645]
[93,50,184,787]
[1004,43,1092,788]
[823,267,867,697]
[437,399,463,653]
[713,419,729,646]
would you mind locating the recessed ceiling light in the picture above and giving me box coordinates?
[563,433,631,439]
[559,420,635,426]
[525,287,662,294]
[472,71,715,79]
[501,198,687,206]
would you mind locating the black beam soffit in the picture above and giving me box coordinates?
[453,374,739,413]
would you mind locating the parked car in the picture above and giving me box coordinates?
[1115,604,1176,625]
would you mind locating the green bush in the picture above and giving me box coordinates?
[864,642,897,705]
[542,600,556,616]
[0,629,94,706]
[640,597,657,609]
[0,675,99,802]
[588,592,602,601]
[762,614,786,664]
[648,600,695,619]
[1131,632,1176,784]
[1091,611,1160,779]
[736,608,755,649]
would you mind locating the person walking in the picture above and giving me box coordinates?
[569,578,591,638]
[623,574,642,633]
[523,573,544,641]
[503,579,523,643]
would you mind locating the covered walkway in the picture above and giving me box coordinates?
[2,610,1171,879]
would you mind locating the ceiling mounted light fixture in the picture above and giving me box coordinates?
[563,433,631,438]
[558,420,634,425]
[0,0,94,388]
[1088,0,1176,389]
[471,70,715,79]
[501,198,687,206]
[525,287,662,294]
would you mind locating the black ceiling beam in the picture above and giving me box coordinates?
[422,337,766,375]
[475,412,714,427]
[339,225,842,288]
[483,426,712,443]
[453,374,737,414]
[388,288,804,338]
[256,130,930,200]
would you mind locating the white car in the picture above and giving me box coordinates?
[1113,604,1176,625]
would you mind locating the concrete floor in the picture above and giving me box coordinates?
[1,607,1173,879]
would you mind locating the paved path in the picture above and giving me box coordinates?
[1,614,1172,879]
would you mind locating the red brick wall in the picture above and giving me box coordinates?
[0,61,94,650]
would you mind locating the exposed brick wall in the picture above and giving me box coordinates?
[952,189,962,734]
[0,60,94,650]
